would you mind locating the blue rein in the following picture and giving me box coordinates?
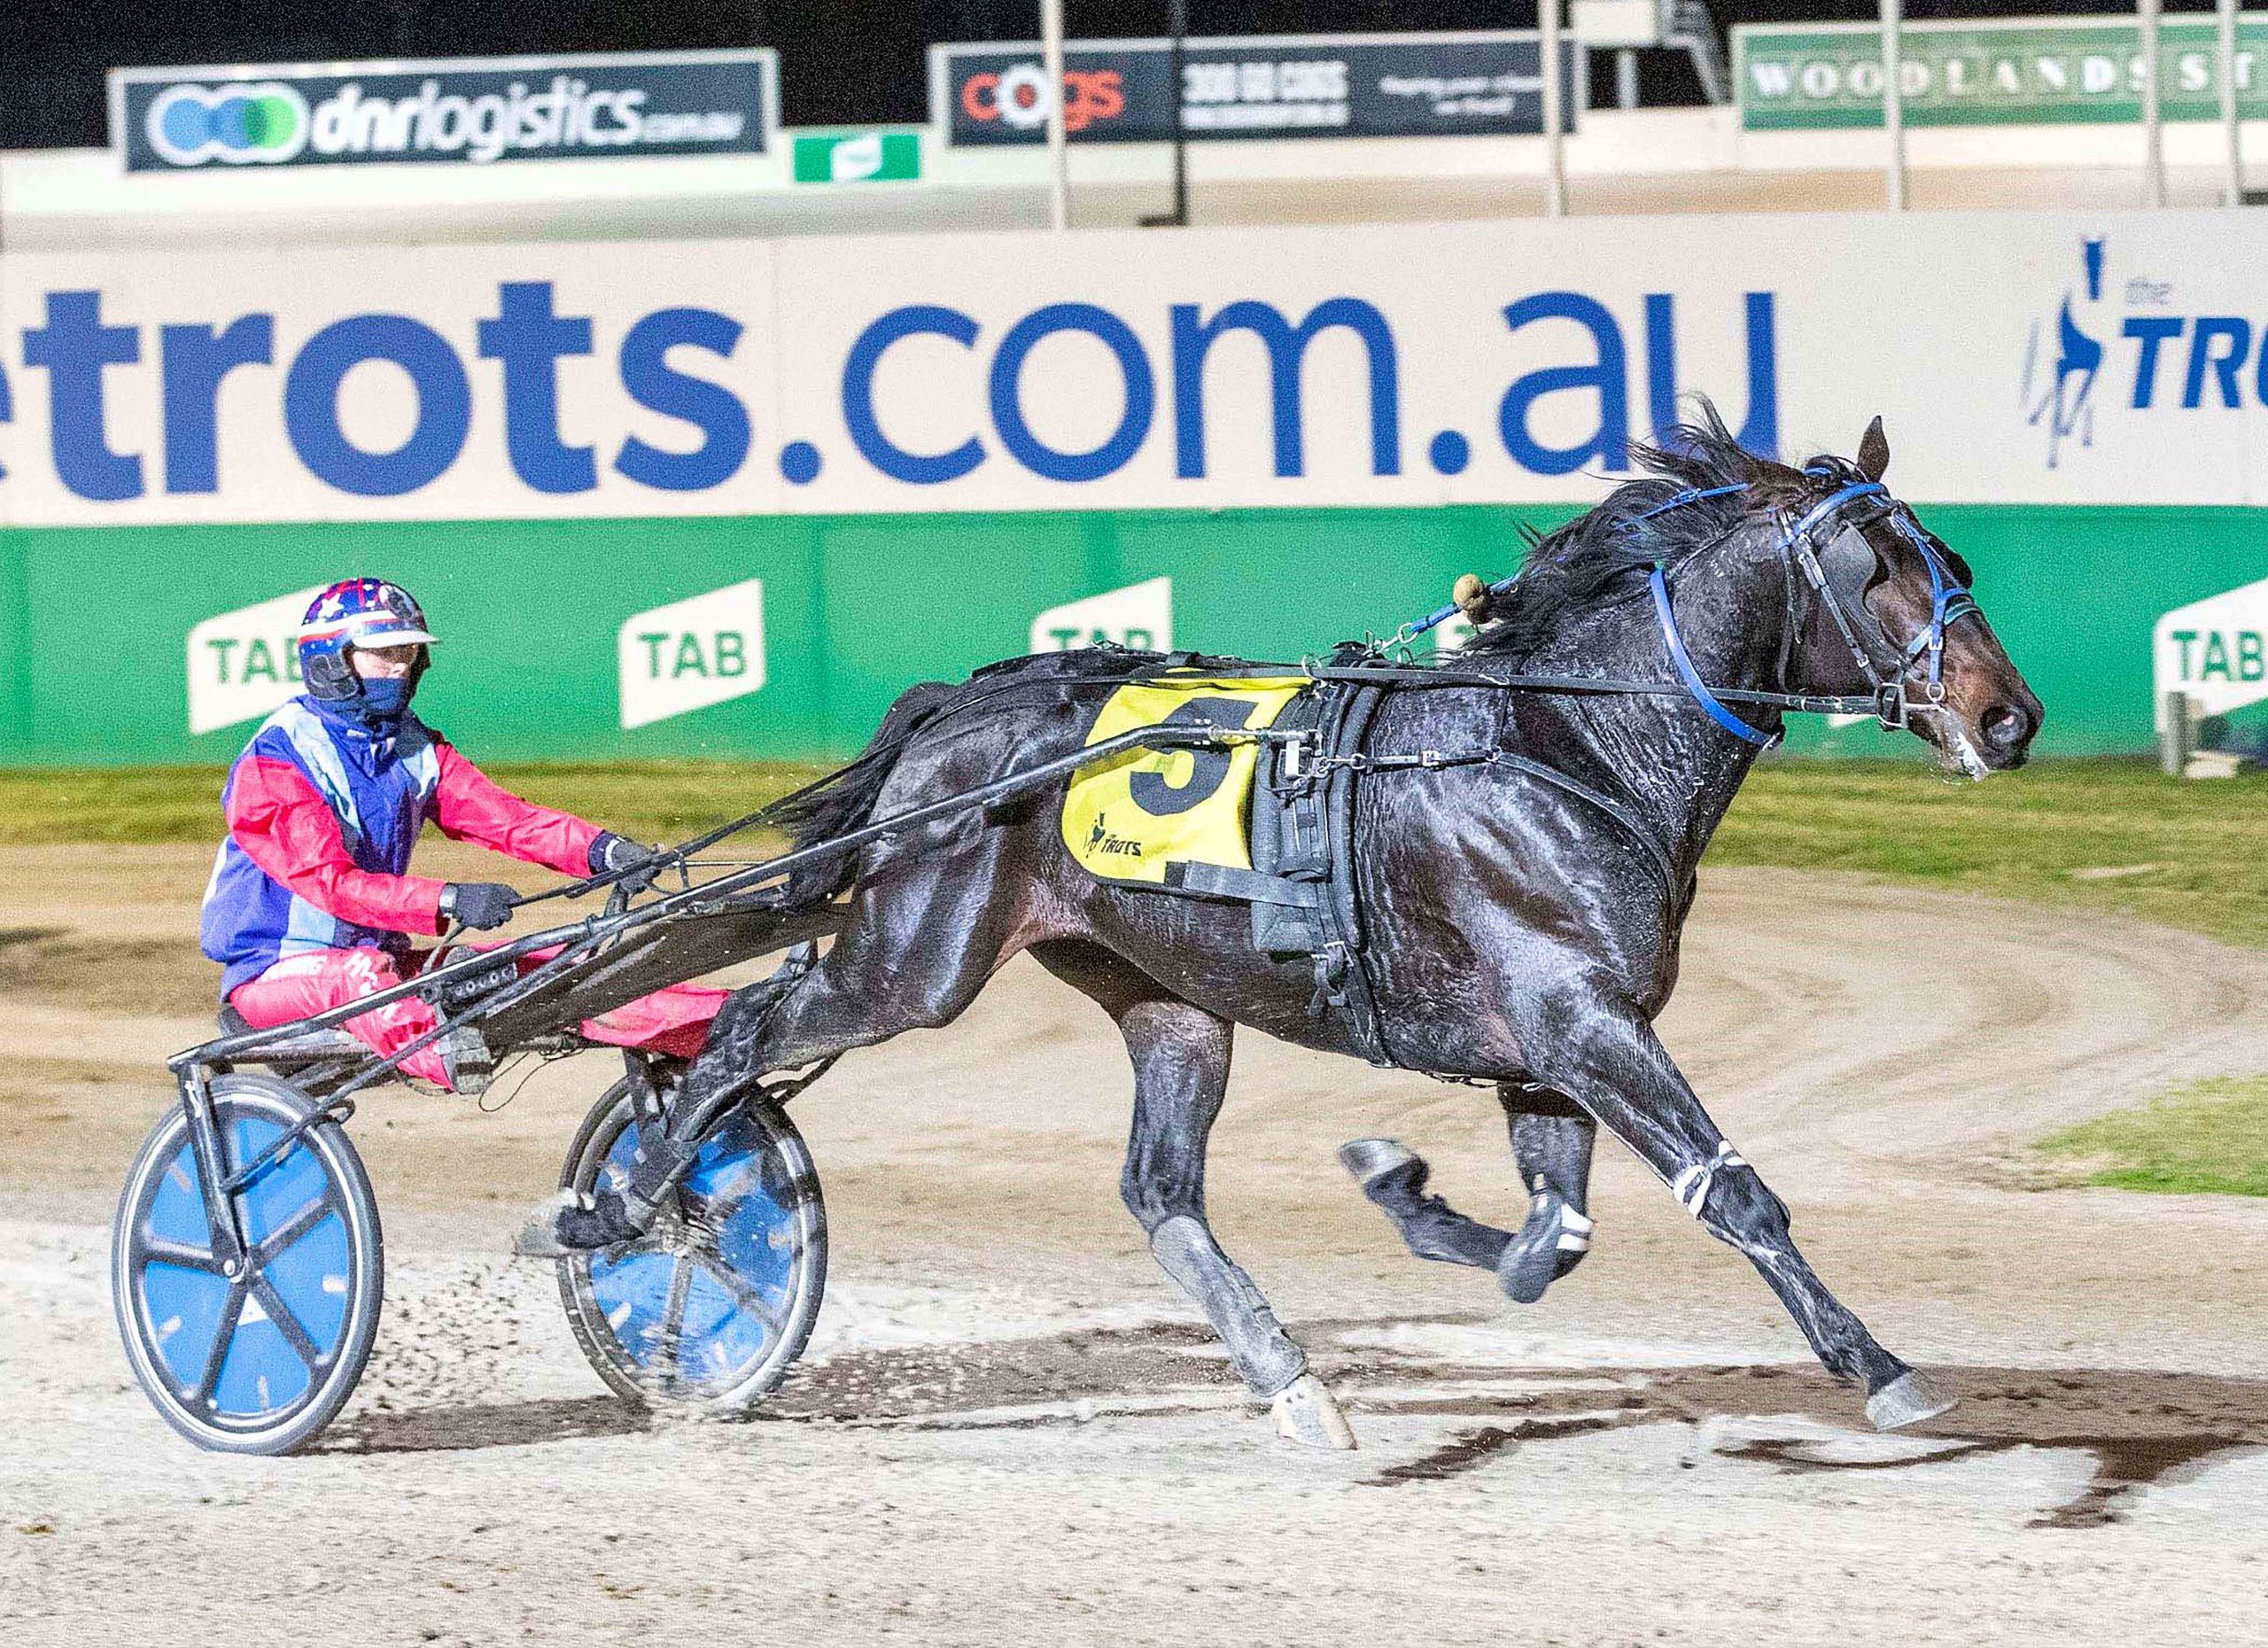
[1648,564,1775,745]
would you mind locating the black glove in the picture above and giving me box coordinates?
[439,882,517,931]
[589,831,664,895]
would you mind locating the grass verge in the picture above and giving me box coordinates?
[2037,1077,2268,1198]
[9,753,2268,945]
[1713,756,2268,949]
[0,760,830,848]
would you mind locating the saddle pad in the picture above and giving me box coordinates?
[1061,675,1309,886]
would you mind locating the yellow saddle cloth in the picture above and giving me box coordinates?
[1061,675,1309,886]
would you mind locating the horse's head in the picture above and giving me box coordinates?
[1784,417,2042,776]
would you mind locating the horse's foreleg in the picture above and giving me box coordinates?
[1517,991,1953,1431]
[1114,997,1355,1450]
[1495,1087,1598,1304]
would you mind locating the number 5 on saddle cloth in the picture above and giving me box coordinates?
[1060,672,1391,1063]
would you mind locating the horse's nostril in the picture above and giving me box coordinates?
[1984,705,2030,746]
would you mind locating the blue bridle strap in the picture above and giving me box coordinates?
[1648,564,1776,746]
[1785,479,1887,540]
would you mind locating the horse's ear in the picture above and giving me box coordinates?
[1856,416,1890,481]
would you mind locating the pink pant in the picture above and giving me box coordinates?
[229,945,730,1090]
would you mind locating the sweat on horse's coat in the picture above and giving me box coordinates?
[556,405,2042,1446]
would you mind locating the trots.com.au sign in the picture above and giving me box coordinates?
[15,210,2268,526]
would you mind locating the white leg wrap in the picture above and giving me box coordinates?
[1670,1142,1748,1220]
[1552,1205,1595,1253]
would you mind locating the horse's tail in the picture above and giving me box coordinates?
[765,679,959,901]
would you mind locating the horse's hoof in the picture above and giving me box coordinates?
[1271,1373,1358,1450]
[1866,1368,1957,1431]
[1497,1196,1592,1304]
[1338,1138,1418,1188]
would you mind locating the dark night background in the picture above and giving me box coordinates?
[0,2,2228,151]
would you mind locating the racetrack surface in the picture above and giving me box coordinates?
[5,845,2268,1646]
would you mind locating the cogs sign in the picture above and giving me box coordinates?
[931,30,1581,145]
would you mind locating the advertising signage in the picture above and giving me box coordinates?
[1737,15,2268,130]
[107,49,777,172]
[931,31,1583,146]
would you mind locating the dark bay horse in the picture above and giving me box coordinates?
[532,411,2042,1448]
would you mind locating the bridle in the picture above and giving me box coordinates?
[1761,477,1983,742]
[1404,471,1986,750]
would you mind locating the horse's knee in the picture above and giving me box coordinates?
[1688,1156,1792,1255]
[1120,1169,1193,1235]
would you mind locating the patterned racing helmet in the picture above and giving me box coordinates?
[295,578,439,702]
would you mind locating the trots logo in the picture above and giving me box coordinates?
[2021,236,2104,469]
[2022,230,2268,473]
[146,82,311,166]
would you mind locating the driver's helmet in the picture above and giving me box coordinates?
[295,578,439,702]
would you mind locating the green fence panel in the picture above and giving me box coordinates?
[4,501,2264,768]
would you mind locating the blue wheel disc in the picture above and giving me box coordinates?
[120,1094,369,1438]
[584,1112,804,1397]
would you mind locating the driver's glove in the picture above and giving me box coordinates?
[589,831,664,896]
[439,882,518,931]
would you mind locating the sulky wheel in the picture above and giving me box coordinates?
[555,1080,826,1413]
[111,1075,383,1455]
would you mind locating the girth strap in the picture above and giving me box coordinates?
[1166,862,1324,906]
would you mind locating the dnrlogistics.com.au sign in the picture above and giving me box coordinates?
[107,49,776,172]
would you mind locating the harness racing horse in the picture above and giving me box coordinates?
[547,410,2042,1448]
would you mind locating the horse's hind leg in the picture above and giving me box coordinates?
[1495,1087,1597,1304]
[1032,942,1354,1450]
[1124,1003,1355,1449]
[1518,990,1952,1432]
[518,845,1028,1255]
[1336,1084,1596,1305]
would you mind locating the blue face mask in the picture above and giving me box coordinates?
[352,677,416,724]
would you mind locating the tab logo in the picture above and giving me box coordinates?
[187,585,327,735]
[618,579,767,730]
[2155,576,2268,727]
[793,129,920,183]
[1030,577,1173,653]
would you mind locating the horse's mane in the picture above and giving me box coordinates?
[1465,401,1868,663]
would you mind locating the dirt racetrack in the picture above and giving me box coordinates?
[6,844,2268,1647]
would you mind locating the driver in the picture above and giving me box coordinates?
[200,577,725,1091]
